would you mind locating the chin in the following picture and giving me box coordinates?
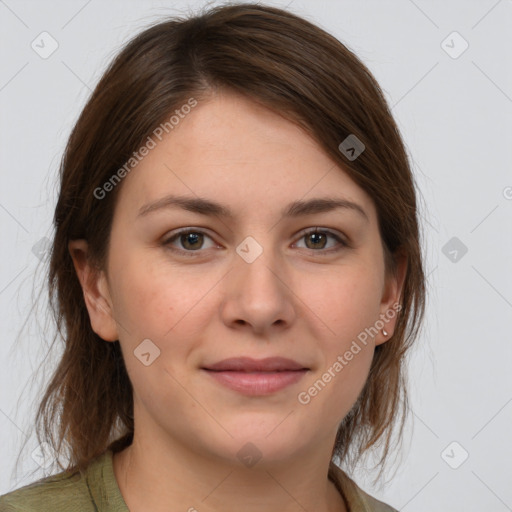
[220,415,314,465]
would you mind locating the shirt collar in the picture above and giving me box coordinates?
[87,450,385,512]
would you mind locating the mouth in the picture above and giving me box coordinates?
[201,357,309,396]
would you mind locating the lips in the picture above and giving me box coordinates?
[202,357,309,395]
[203,357,308,372]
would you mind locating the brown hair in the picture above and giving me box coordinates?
[35,2,426,477]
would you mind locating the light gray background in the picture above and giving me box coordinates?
[1,0,511,510]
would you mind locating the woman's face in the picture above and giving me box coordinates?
[74,90,404,467]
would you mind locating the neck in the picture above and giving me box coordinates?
[112,433,347,512]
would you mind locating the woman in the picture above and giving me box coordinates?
[0,3,425,511]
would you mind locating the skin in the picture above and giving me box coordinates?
[69,89,406,512]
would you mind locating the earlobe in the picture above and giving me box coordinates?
[376,251,407,346]
[68,239,119,342]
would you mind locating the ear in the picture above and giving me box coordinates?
[375,250,407,346]
[68,239,119,342]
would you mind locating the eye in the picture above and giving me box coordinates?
[163,228,218,254]
[162,227,348,257]
[293,228,348,253]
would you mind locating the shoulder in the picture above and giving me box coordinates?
[0,469,93,512]
[355,486,399,512]
[0,451,120,512]
[329,462,398,512]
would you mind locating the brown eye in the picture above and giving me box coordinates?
[294,229,347,253]
[179,232,204,250]
[163,229,217,254]
[304,231,328,250]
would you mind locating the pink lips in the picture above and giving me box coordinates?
[202,357,309,396]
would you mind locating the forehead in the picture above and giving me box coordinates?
[115,91,377,223]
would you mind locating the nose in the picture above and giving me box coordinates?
[219,241,296,337]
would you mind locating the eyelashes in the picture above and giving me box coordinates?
[163,228,218,253]
[162,227,349,257]
[293,228,348,252]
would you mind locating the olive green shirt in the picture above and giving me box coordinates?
[0,450,397,511]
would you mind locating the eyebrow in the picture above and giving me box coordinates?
[137,194,369,222]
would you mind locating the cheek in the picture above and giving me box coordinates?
[326,351,373,422]
[303,264,383,342]
[109,251,182,331]
[298,266,380,407]
[109,251,225,360]
[300,334,375,423]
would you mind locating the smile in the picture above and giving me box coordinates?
[201,356,310,395]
